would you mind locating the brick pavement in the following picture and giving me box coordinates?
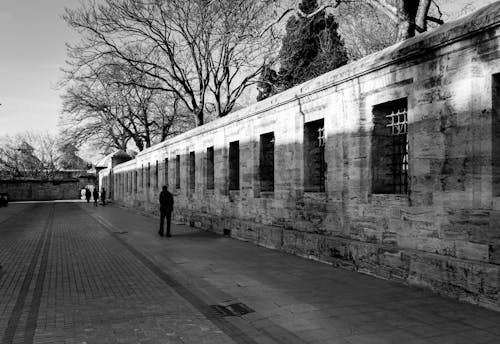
[1,202,500,343]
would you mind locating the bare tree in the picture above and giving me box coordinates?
[63,0,280,126]
[60,56,196,152]
[0,132,63,179]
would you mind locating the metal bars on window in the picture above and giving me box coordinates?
[386,108,408,194]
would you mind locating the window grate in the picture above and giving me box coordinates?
[386,108,408,194]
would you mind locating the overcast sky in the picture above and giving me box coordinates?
[0,0,498,137]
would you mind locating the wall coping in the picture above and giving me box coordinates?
[128,2,500,158]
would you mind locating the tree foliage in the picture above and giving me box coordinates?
[277,0,348,91]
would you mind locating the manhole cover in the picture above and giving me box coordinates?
[210,303,255,317]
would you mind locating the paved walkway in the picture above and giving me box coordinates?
[0,202,499,344]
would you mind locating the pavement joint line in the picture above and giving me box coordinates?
[86,210,261,344]
[23,203,54,343]
[1,203,54,344]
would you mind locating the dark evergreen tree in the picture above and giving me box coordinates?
[256,64,279,101]
[277,0,348,90]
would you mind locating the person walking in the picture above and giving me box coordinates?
[92,188,99,207]
[158,185,174,237]
[85,188,91,203]
[101,188,106,206]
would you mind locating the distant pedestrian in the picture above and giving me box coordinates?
[0,195,7,207]
[159,185,174,237]
[92,188,99,207]
[101,188,106,205]
[85,188,91,203]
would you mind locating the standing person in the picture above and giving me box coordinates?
[92,188,99,207]
[85,188,91,203]
[101,188,106,205]
[159,185,174,237]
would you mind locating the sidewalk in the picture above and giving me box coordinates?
[85,203,500,344]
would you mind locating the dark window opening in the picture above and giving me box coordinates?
[304,119,325,192]
[207,147,215,190]
[176,155,181,189]
[493,74,500,197]
[164,158,169,188]
[372,98,408,194]
[134,170,137,193]
[141,165,144,188]
[229,141,240,190]
[189,151,195,191]
[260,132,275,192]
[155,160,159,188]
[147,162,151,188]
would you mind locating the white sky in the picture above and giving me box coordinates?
[0,0,498,137]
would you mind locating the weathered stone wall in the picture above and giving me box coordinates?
[102,3,500,311]
[0,180,81,201]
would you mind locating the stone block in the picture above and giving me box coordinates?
[454,240,489,262]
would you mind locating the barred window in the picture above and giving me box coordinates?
[372,98,409,194]
[304,119,325,192]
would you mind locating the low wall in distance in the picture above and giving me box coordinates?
[0,180,81,201]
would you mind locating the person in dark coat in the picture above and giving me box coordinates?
[92,188,99,207]
[159,185,174,237]
[85,188,91,203]
[101,188,106,205]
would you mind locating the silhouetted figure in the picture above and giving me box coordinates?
[0,195,7,207]
[92,188,99,207]
[159,185,174,237]
[101,188,106,205]
[85,188,91,203]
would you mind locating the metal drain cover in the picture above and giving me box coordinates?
[210,302,255,317]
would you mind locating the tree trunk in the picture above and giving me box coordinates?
[415,0,431,32]
[395,0,420,41]
[195,108,204,126]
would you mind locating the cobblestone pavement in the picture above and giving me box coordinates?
[1,202,500,344]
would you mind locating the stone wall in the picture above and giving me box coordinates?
[0,180,81,201]
[101,3,500,311]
